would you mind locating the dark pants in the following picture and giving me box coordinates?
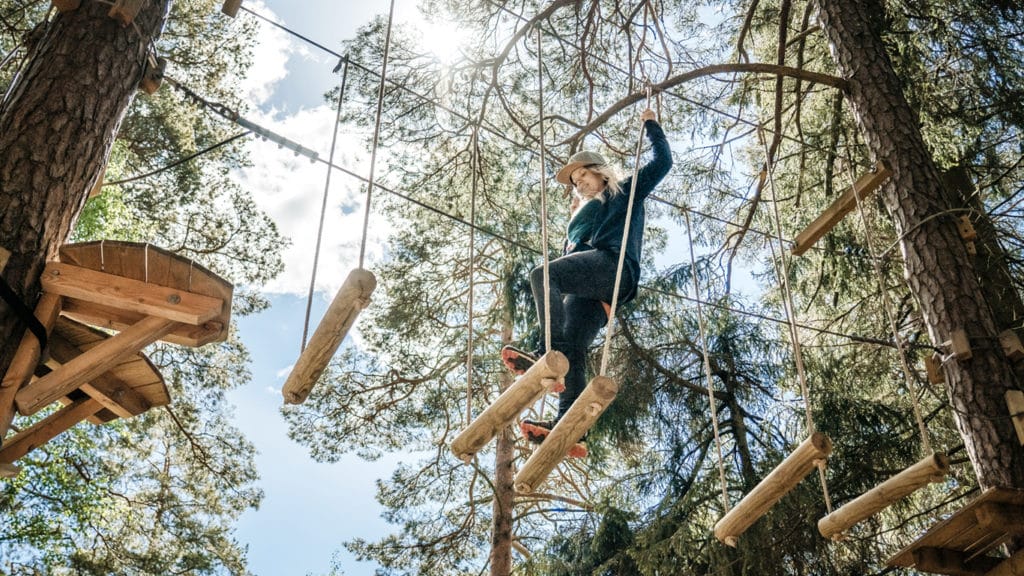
[530,249,633,419]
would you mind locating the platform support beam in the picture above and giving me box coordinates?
[714,431,832,546]
[0,397,102,464]
[791,161,892,256]
[1,293,62,439]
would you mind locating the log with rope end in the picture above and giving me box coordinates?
[282,268,376,405]
[513,375,618,494]
[450,351,569,463]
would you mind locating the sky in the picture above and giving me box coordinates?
[221,1,461,574]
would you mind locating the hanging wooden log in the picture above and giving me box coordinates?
[450,350,569,463]
[714,431,833,547]
[15,315,176,416]
[108,0,145,26]
[513,375,618,494]
[818,452,949,539]
[221,0,242,17]
[791,161,892,256]
[282,268,376,404]
[1,293,62,439]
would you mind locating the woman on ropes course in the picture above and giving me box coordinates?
[502,107,672,455]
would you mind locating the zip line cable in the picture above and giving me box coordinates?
[102,131,250,187]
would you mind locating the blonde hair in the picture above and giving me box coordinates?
[574,164,623,202]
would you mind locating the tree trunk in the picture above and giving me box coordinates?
[813,0,1024,494]
[0,0,170,376]
[489,423,515,576]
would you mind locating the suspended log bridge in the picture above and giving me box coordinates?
[714,431,832,546]
[0,241,232,475]
[818,452,949,539]
[450,351,568,463]
[887,487,1024,576]
[513,375,618,494]
[281,268,376,405]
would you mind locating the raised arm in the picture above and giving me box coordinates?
[632,109,673,200]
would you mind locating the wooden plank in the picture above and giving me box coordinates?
[999,331,1024,362]
[15,316,176,416]
[791,161,892,256]
[59,241,234,337]
[51,0,80,12]
[282,268,377,404]
[888,488,1024,569]
[47,333,152,418]
[913,548,1002,576]
[61,298,225,346]
[513,375,618,494]
[818,453,949,539]
[0,397,102,463]
[714,432,833,546]
[974,502,1024,535]
[108,0,144,25]
[450,351,570,463]
[0,246,9,271]
[0,294,62,440]
[42,262,223,326]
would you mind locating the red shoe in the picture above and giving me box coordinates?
[519,419,588,458]
[501,345,536,375]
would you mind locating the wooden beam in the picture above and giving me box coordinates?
[818,453,949,539]
[15,316,176,416]
[985,548,1024,576]
[41,262,223,326]
[913,547,1002,576]
[999,331,1024,362]
[108,0,144,25]
[50,0,80,12]
[791,161,892,256]
[1006,390,1024,446]
[0,397,102,464]
[513,375,618,494]
[0,246,9,271]
[973,501,1024,535]
[60,298,225,347]
[1,293,62,439]
[714,432,833,546]
[48,334,152,418]
[282,268,376,404]
[450,350,569,463]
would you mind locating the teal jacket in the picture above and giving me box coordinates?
[563,119,672,303]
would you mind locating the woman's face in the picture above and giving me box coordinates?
[571,167,606,199]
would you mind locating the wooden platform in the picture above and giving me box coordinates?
[57,241,232,347]
[887,487,1024,575]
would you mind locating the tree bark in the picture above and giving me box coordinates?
[0,1,170,378]
[489,423,515,576]
[813,0,1024,493]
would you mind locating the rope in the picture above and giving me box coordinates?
[685,210,731,514]
[537,28,552,355]
[759,125,833,514]
[301,56,349,352]
[358,0,396,269]
[598,85,652,376]
[842,153,933,455]
[465,123,480,426]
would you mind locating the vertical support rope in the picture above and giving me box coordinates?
[685,210,732,514]
[759,125,834,514]
[842,155,933,455]
[465,124,480,426]
[358,0,396,269]
[599,85,651,376]
[302,56,349,351]
[536,27,552,355]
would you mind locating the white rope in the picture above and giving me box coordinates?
[537,28,553,355]
[842,155,933,455]
[685,210,732,514]
[759,125,834,514]
[465,124,479,426]
[599,85,652,376]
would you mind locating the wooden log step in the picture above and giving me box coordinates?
[818,452,949,539]
[714,431,832,546]
[450,351,569,463]
[513,375,618,494]
[282,268,376,405]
